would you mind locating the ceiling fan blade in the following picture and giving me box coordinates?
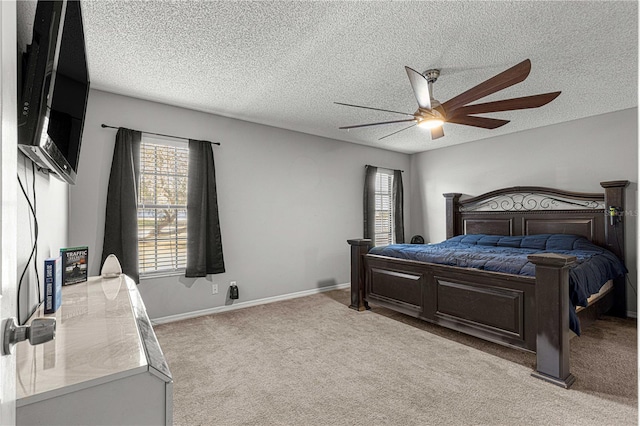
[449,92,561,118]
[405,66,432,109]
[339,118,417,130]
[379,123,417,140]
[430,126,445,140]
[447,115,510,129]
[334,102,415,117]
[441,59,532,116]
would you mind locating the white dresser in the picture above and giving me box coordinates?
[16,275,173,425]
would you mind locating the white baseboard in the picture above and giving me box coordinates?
[627,311,637,319]
[151,282,350,325]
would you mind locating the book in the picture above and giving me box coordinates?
[60,246,88,285]
[44,256,62,314]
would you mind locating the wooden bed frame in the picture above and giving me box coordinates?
[348,180,629,388]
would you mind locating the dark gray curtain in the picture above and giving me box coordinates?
[185,140,225,277]
[363,165,377,240]
[101,128,141,283]
[393,169,405,243]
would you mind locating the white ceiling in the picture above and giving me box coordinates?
[80,1,638,154]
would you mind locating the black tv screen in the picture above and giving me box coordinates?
[18,0,89,185]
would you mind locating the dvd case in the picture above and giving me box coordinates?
[60,246,88,285]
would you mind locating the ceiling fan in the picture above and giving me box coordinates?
[336,59,561,141]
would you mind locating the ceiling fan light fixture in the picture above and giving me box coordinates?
[417,118,444,129]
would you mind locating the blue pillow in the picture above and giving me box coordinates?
[496,236,523,248]
[477,235,501,246]
[545,234,582,251]
[519,235,550,250]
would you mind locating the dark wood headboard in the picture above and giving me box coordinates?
[443,181,629,263]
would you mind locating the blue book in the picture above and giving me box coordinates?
[44,256,62,314]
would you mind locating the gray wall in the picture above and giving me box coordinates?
[410,107,638,314]
[16,156,69,323]
[69,90,411,319]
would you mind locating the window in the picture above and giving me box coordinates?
[374,170,394,246]
[138,137,188,275]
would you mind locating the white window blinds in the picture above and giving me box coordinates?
[137,138,188,275]
[374,170,394,246]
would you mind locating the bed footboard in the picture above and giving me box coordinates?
[347,239,580,388]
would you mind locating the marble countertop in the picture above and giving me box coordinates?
[16,275,148,406]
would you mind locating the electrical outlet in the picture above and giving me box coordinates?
[212,284,219,295]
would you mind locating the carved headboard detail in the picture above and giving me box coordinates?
[444,181,629,264]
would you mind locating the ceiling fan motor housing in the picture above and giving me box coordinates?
[422,69,440,83]
[417,107,444,120]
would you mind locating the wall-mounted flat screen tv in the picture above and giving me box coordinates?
[18,0,89,185]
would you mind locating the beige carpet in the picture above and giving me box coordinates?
[154,289,637,425]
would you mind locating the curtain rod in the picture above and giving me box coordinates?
[100,124,221,146]
[366,164,404,173]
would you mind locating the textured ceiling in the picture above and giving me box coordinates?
[81,1,638,154]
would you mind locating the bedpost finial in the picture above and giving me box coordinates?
[600,180,630,189]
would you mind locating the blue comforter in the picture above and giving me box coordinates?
[369,234,627,335]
